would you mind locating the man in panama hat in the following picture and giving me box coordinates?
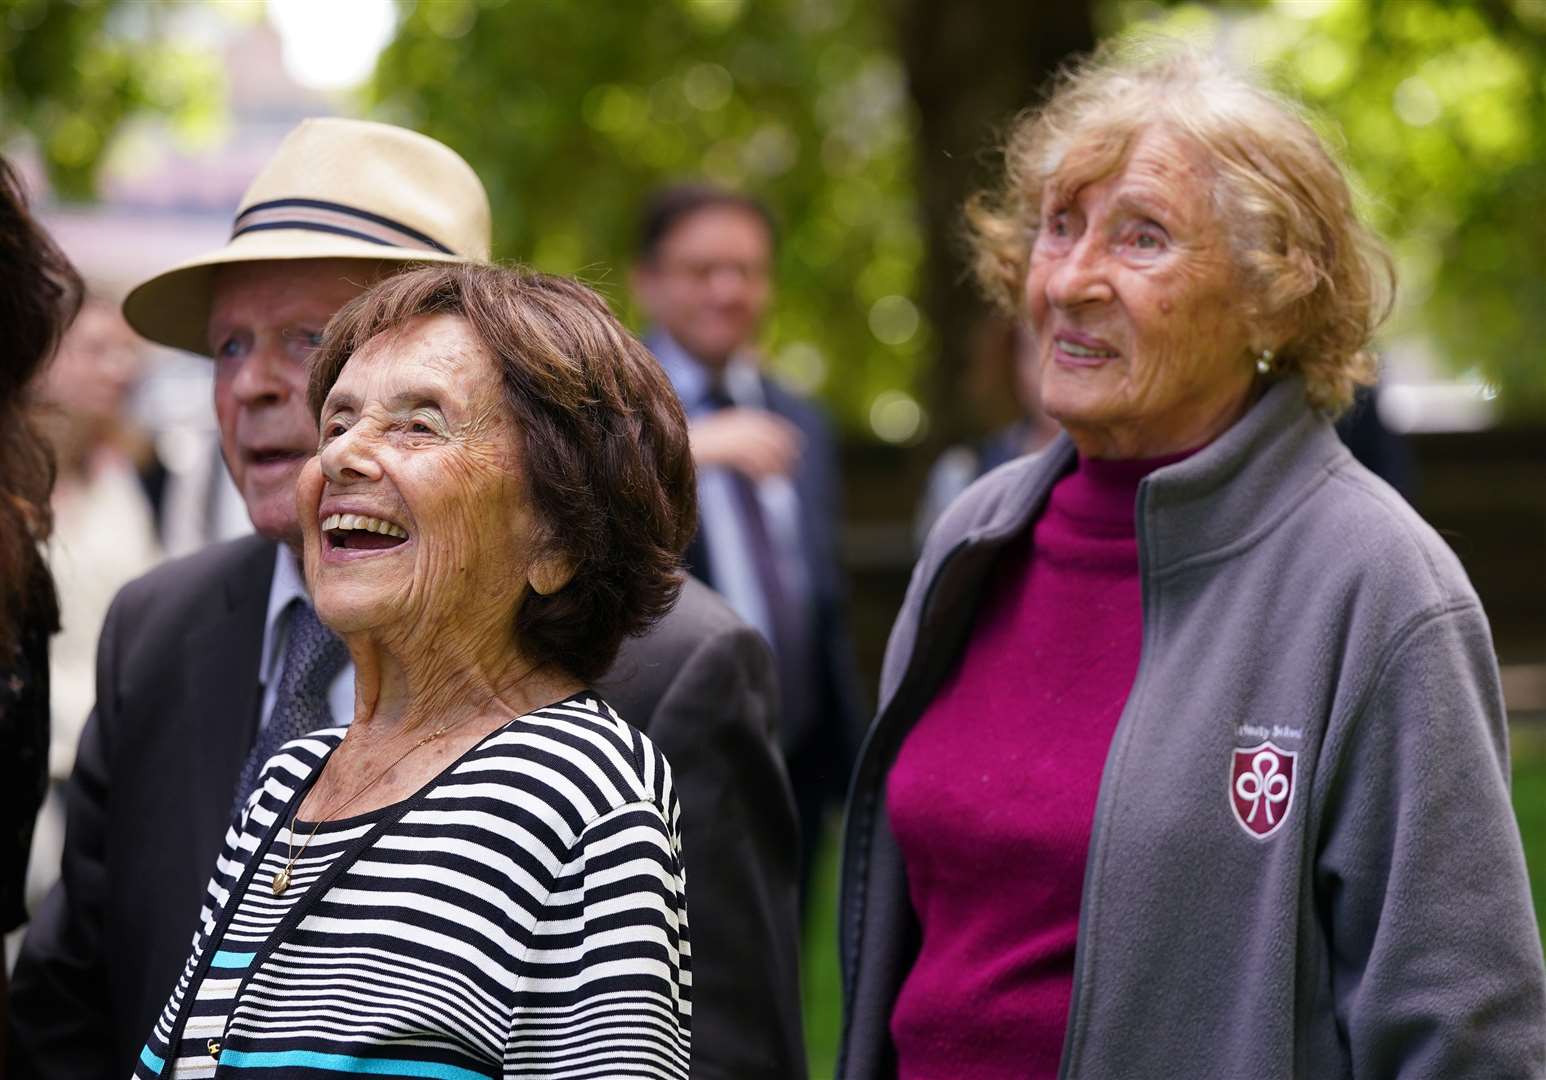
[8,118,807,1080]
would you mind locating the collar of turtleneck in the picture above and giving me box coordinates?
[1041,448,1200,545]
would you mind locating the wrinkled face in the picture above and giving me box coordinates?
[633,205,773,370]
[1025,129,1257,458]
[298,313,539,648]
[209,259,376,546]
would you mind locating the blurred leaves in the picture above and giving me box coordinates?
[378,0,1546,427]
[370,0,925,437]
[0,0,224,200]
[1114,0,1546,419]
[6,0,1542,424]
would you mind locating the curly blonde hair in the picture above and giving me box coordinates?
[966,40,1396,415]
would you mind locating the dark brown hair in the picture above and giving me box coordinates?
[0,158,82,655]
[308,262,697,684]
[637,183,777,262]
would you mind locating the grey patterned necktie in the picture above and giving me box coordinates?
[232,599,348,817]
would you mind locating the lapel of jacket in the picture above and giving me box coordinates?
[181,537,275,857]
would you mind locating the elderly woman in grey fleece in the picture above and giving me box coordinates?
[838,42,1545,1080]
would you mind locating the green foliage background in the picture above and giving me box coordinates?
[1115,0,1546,420]
[0,0,222,200]
[3,0,1544,427]
[370,0,926,439]
[367,0,1546,428]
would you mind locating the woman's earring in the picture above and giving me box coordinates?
[1255,348,1275,376]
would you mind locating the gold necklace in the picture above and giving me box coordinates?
[270,722,453,896]
[268,662,547,897]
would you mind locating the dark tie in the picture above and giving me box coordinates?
[702,385,818,747]
[232,599,349,817]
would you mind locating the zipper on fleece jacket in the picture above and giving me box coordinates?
[835,533,974,1076]
[1055,479,1159,1080]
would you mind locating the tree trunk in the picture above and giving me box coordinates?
[894,0,1095,447]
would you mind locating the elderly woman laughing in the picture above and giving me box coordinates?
[133,264,695,1079]
[838,43,1546,1080]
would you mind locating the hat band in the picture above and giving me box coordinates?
[231,197,455,255]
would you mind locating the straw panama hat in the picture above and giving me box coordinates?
[123,116,492,356]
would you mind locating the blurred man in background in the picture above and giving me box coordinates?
[9,122,804,1080]
[634,184,863,908]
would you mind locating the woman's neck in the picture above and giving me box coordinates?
[345,630,576,743]
[1063,380,1259,460]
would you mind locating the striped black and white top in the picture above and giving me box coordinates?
[132,693,691,1079]
[166,814,366,1077]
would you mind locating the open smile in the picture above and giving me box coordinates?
[1052,332,1121,367]
[322,512,411,556]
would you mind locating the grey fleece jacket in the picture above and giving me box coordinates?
[838,378,1546,1079]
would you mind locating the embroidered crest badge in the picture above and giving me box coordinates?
[1230,741,1296,840]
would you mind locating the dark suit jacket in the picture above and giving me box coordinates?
[8,534,805,1080]
[682,375,864,754]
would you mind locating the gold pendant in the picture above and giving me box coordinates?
[272,868,291,895]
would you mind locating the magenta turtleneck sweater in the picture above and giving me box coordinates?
[886,450,1188,1080]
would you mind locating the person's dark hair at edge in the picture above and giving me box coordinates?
[308,262,698,685]
[0,158,83,656]
[637,183,779,262]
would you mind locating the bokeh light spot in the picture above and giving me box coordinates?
[683,63,733,111]
[868,295,919,346]
[776,342,828,394]
[1393,76,1441,127]
[869,390,924,444]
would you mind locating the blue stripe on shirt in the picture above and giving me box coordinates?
[138,1044,166,1074]
[220,1049,489,1079]
[211,949,256,969]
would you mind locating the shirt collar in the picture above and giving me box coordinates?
[649,330,764,413]
[259,545,310,688]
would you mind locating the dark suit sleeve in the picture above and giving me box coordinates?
[647,620,807,1080]
[6,588,127,1077]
